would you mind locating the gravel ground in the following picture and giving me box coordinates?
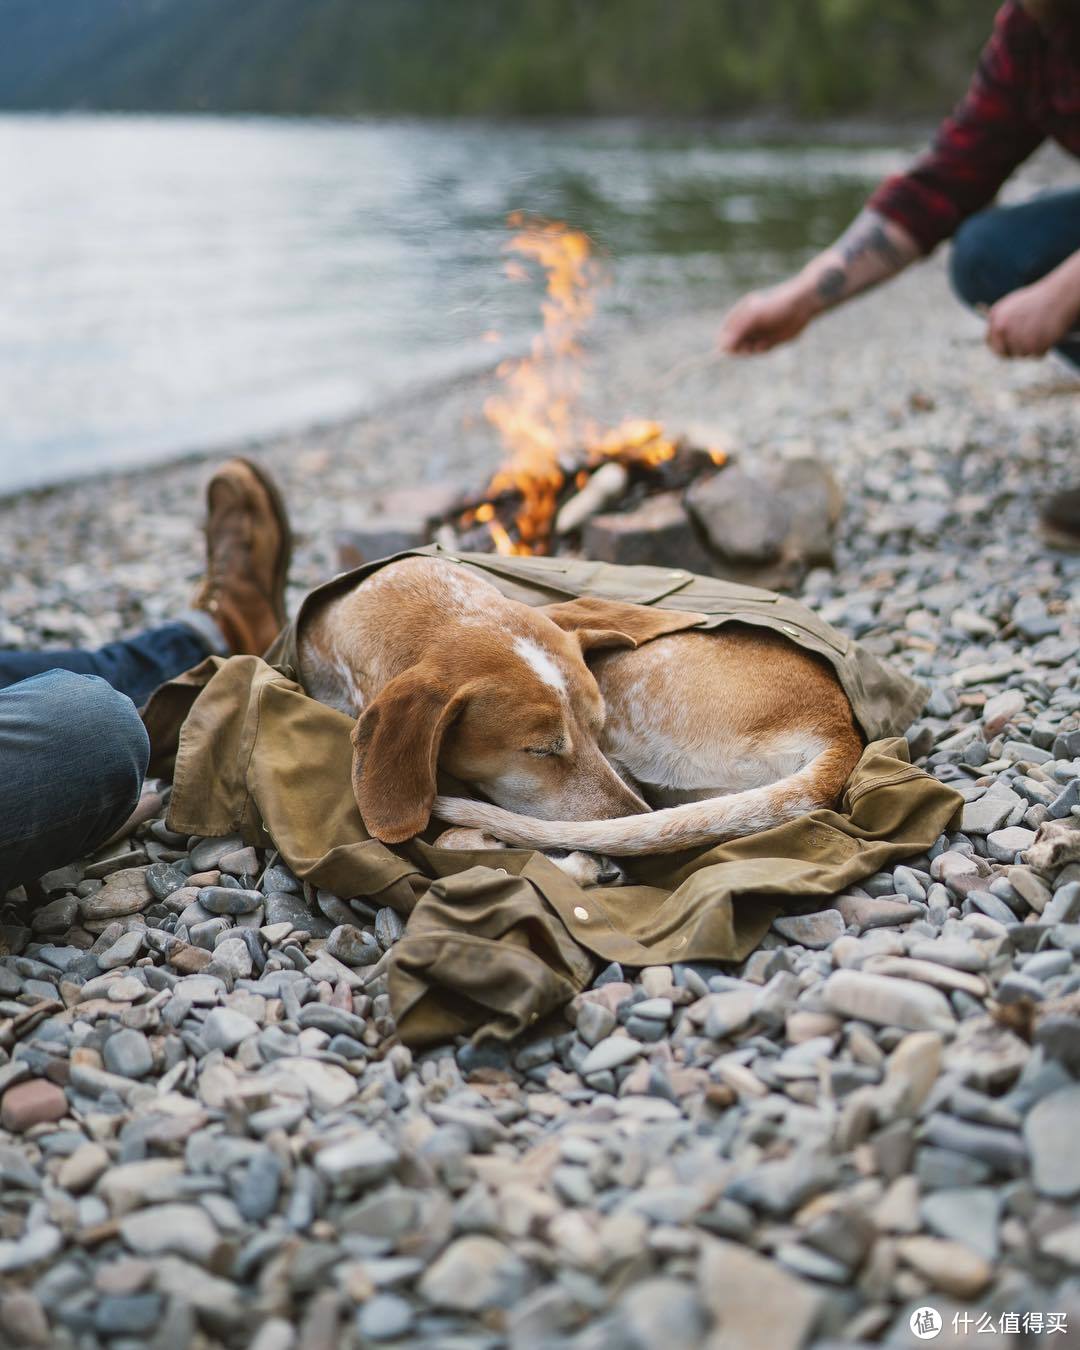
[2,234,1080,1349]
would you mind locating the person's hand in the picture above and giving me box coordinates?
[718,279,817,355]
[986,278,1077,359]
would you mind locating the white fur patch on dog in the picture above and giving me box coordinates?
[513,637,567,694]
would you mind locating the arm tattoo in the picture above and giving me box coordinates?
[815,210,913,307]
[816,267,847,303]
[839,214,907,269]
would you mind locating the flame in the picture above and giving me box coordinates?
[480,213,597,554]
[476,213,712,554]
[586,417,678,468]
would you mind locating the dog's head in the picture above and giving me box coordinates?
[351,596,693,844]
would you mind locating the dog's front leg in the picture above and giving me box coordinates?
[433,829,625,887]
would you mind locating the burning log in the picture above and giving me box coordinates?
[554,461,629,536]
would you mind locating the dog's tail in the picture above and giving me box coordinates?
[433,741,859,856]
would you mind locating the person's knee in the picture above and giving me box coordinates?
[36,671,149,806]
[949,212,1021,307]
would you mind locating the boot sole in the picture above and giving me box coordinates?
[231,456,294,627]
[1039,521,1080,553]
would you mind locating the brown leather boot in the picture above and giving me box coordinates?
[191,458,292,655]
[1039,485,1080,552]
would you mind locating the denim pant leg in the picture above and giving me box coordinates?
[0,622,211,709]
[0,671,150,894]
[949,187,1080,368]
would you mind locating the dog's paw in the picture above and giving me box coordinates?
[1024,818,1080,874]
[545,849,626,887]
[433,827,505,851]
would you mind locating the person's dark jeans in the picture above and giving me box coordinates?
[949,186,1080,370]
[0,621,211,707]
[0,623,211,895]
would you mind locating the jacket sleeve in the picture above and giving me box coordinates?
[867,2,1046,254]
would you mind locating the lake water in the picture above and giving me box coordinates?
[0,114,911,493]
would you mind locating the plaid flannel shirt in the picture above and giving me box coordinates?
[869,2,1080,253]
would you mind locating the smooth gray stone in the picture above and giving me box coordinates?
[1025,1085,1080,1198]
[314,1131,400,1189]
[262,892,331,937]
[575,1001,616,1047]
[375,908,405,950]
[296,1003,367,1041]
[262,865,302,895]
[197,886,263,916]
[97,929,145,969]
[1022,949,1071,981]
[94,1293,163,1336]
[615,1277,710,1350]
[920,1186,1000,1261]
[102,1028,154,1079]
[232,1149,283,1222]
[146,862,189,901]
[325,924,381,967]
[1044,881,1080,926]
[921,1112,1026,1175]
[201,1007,259,1053]
[915,1146,993,1190]
[579,1037,643,1076]
[356,1293,415,1342]
[188,834,245,872]
[772,909,845,949]
[725,1152,837,1217]
[1034,1015,1080,1074]
[316,890,356,926]
[1053,730,1080,760]
[965,890,1017,926]
[892,866,928,902]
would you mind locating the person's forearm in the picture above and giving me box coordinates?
[794,210,921,316]
[1042,246,1080,331]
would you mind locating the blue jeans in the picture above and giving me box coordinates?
[0,623,210,894]
[949,186,1080,369]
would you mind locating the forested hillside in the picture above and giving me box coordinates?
[0,0,997,118]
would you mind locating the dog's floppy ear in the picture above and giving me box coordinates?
[539,596,704,653]
[350,666,470,844]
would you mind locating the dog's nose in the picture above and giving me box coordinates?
[597,859,625,885]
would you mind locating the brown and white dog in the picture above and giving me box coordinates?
[298,557,862,859]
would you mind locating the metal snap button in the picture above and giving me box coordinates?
[573,906,589,922]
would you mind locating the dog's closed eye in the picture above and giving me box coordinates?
[524,736,567,758]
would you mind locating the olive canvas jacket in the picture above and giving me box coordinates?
[143,545,962,1046]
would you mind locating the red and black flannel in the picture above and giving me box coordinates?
[869,1,1080,253]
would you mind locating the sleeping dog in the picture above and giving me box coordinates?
[298,556,862,861]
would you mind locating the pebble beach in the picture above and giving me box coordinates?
[2,233,1080,1349]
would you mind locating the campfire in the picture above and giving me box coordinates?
[432,213,726,559]
[341,213,841,585]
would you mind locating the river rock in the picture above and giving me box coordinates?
[0,1079,67,1132]
[580,1036,644,1075]
[78,868,152,922]
[418,1235,532,1311]
[119,1204,222,1264]
[1024,1084,1080,1198]
[325,924,381,966]
[896,1235,993,1297]
[314,1130,400,1191]
[772,909,845,949]
[697,1237,822,1350]
[822,970,955,1032]
[197,886,263,916]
